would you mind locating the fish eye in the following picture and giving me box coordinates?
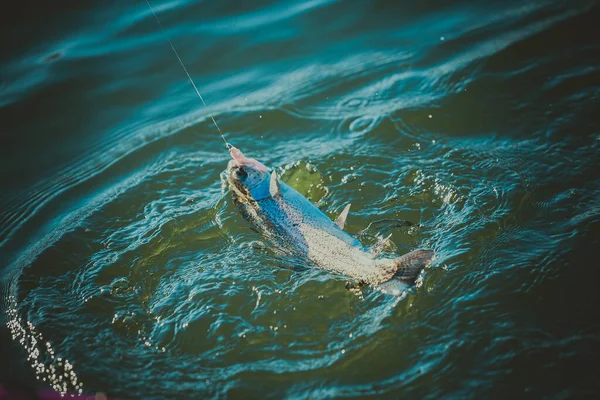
[235,167,248,179]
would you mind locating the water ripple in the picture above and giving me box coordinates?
[2,0,600,398]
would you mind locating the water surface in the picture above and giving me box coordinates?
[1,0,600,398]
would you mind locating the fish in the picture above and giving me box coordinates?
[225,146,434,296]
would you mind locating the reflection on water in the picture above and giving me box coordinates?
[5,295,83,395]
[1,0,600,398]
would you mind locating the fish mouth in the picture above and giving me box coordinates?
[226,159,241,175]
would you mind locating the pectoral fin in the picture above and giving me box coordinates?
[359,219,414,238]
[269,171,280,197]
[371,233,394,257]
[335,203,351,229]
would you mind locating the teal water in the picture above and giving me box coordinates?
[1,0,600,398]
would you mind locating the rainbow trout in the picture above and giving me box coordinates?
[225,147,434,295]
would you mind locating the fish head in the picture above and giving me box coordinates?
[226,147,271,201]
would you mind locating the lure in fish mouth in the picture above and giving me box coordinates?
[226,146,435,296]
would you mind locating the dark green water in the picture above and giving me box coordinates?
[1,0,600,398]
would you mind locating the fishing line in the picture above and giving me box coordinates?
[144,0,232,150]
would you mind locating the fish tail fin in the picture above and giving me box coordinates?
[392,249,435,284]
[375,249,434,296]
[379,249,434,284]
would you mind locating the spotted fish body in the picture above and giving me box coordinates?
[226,147,434,295]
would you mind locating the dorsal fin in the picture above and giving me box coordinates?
[269,171,280,197]
[335,203,351,229]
